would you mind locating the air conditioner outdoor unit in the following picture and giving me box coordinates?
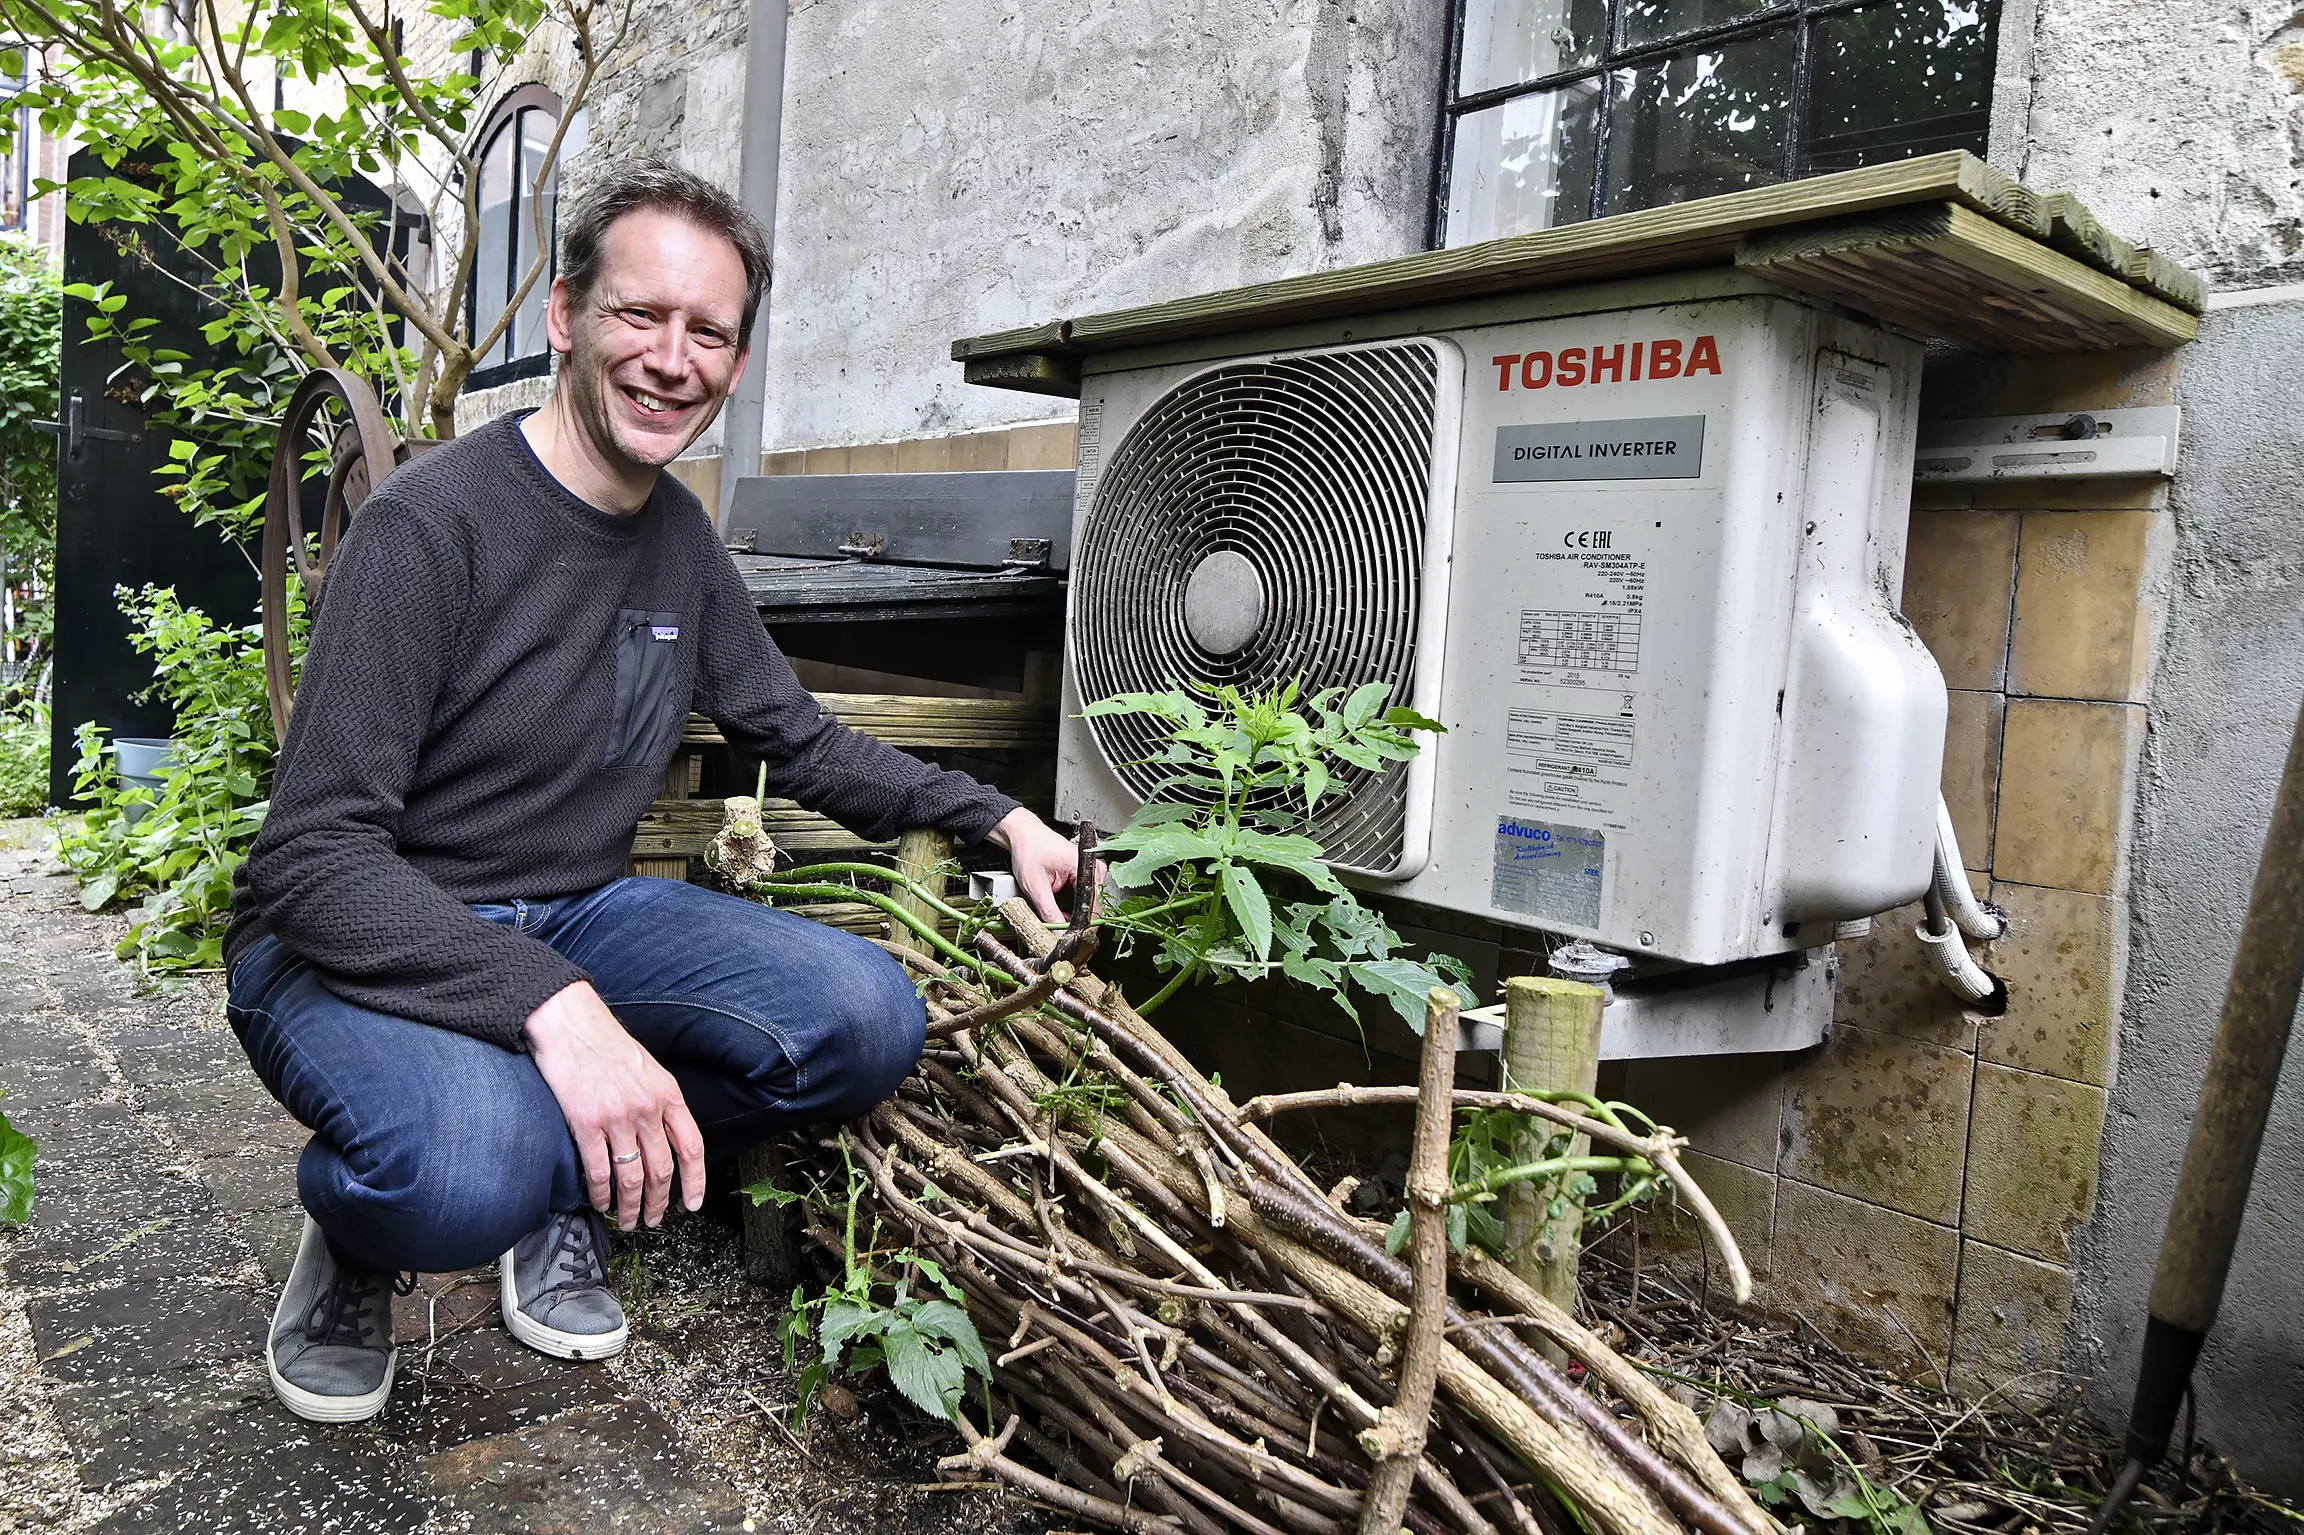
[1057,275,1947,1009]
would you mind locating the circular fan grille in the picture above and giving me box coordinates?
[1072,342,1441,871]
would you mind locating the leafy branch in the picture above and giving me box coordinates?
[1086,679,1474,1026]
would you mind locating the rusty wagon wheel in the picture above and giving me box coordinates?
[259,370,402,742]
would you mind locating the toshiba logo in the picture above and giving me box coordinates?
[1491,336,1722,391]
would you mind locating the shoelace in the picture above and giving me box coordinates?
[303,1266,417,1349]
[536,1210,608,1302]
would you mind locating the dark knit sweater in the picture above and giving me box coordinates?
[225,413,1019,1050]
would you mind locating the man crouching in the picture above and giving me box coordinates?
[223,161,1079,1422]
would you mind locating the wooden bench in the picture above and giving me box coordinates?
[629,690,1058,1283]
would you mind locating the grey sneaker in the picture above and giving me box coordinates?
[266,1216,407,1423]
[500,1209,629,1361]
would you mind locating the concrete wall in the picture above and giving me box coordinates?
[2013,0,2304,291]
[758,0,1448,451]
[2065,297,2304,1494]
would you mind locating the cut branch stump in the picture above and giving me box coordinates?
[1501,976,1606,1343]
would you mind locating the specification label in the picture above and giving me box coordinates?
[1518,610,1641,673]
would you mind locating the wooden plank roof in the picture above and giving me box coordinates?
[952,152,2201,396]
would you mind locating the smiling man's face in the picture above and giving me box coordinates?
[546,207,750,474]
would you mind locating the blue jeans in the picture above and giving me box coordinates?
[227,876,925,1273]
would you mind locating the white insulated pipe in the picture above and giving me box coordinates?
[1931,795,2005,942]
[1915,794,2008,1010]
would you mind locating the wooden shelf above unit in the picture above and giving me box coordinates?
[952,152,2202,392]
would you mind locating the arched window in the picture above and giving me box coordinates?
[466,86,586,385]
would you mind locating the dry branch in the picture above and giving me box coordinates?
[763,866,1768,1535]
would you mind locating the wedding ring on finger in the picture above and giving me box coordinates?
[612,1149,642,1165]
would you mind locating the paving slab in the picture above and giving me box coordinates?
[415,1402,746,1533]
[378,1325,626,1453]
[142,1077,308,1157]
[26,1279,270,1384]
[3,1213,246,1289]
[87,1426,440,1533]
[48,1359,289,1488]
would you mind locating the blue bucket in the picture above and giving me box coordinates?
[113,737,176,826]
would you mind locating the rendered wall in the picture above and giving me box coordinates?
[2063,300,2304,1492]
[757,0,1448,450]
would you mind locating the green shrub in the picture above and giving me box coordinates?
[57,583,294,974]
[0,700,48,817]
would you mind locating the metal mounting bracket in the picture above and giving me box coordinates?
[1913,406,2179,482]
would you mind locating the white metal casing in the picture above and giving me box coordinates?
[1059,279,1945,966]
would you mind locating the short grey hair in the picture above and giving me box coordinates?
[557,160,771,348]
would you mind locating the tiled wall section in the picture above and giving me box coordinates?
[1619,348,2173,1400]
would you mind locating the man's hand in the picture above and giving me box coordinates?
[987,806,1084,924]
[523,981,705,1230]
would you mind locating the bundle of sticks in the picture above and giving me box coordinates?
[766,835,1782,1535]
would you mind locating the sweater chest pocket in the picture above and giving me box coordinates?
[605,609,688,770]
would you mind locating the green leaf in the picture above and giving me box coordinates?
[1218,827,1341,892]
[1348,957,1475,1031]
[1383,1209,1409,1254]
[742,1178,802,1207]
[1301,759,1329,815]
[0,1108,33,1226]
[816,1297,885,1366]
[1101,823,1221,888]
[881,1321,971,1422]
[908,1299,991,1378]
[1341,679,1392,728]
[1218,862,1272,961]
[79,872,117,911]
[1381,704,1446,733]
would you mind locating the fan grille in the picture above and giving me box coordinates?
[1073,343,1442,872]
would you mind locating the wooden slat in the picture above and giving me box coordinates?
[631,798,894,859]
[2123,245,2208,316]
[950,152,2058,375]
[683,693,1058,751]
[1734,203,2198,353]
[2037,193,2205,315]
[2040,191,2138,283]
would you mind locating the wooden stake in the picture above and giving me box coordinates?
[1355,988,1459,1534]
[891,828,956,953]
[1501,976,1606,1329]
[736,1140,802,1290]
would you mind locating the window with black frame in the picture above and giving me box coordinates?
[1436,0,1999,248]
[464,86,586,388]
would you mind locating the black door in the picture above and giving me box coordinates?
[49,151,259,804]
[48,148,401,805]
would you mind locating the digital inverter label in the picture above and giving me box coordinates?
[1493,415,1706,482]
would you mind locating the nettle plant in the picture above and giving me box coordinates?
[57,584,295,974]
[1087,680,1476,1028]
[752,1150,990,1430]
